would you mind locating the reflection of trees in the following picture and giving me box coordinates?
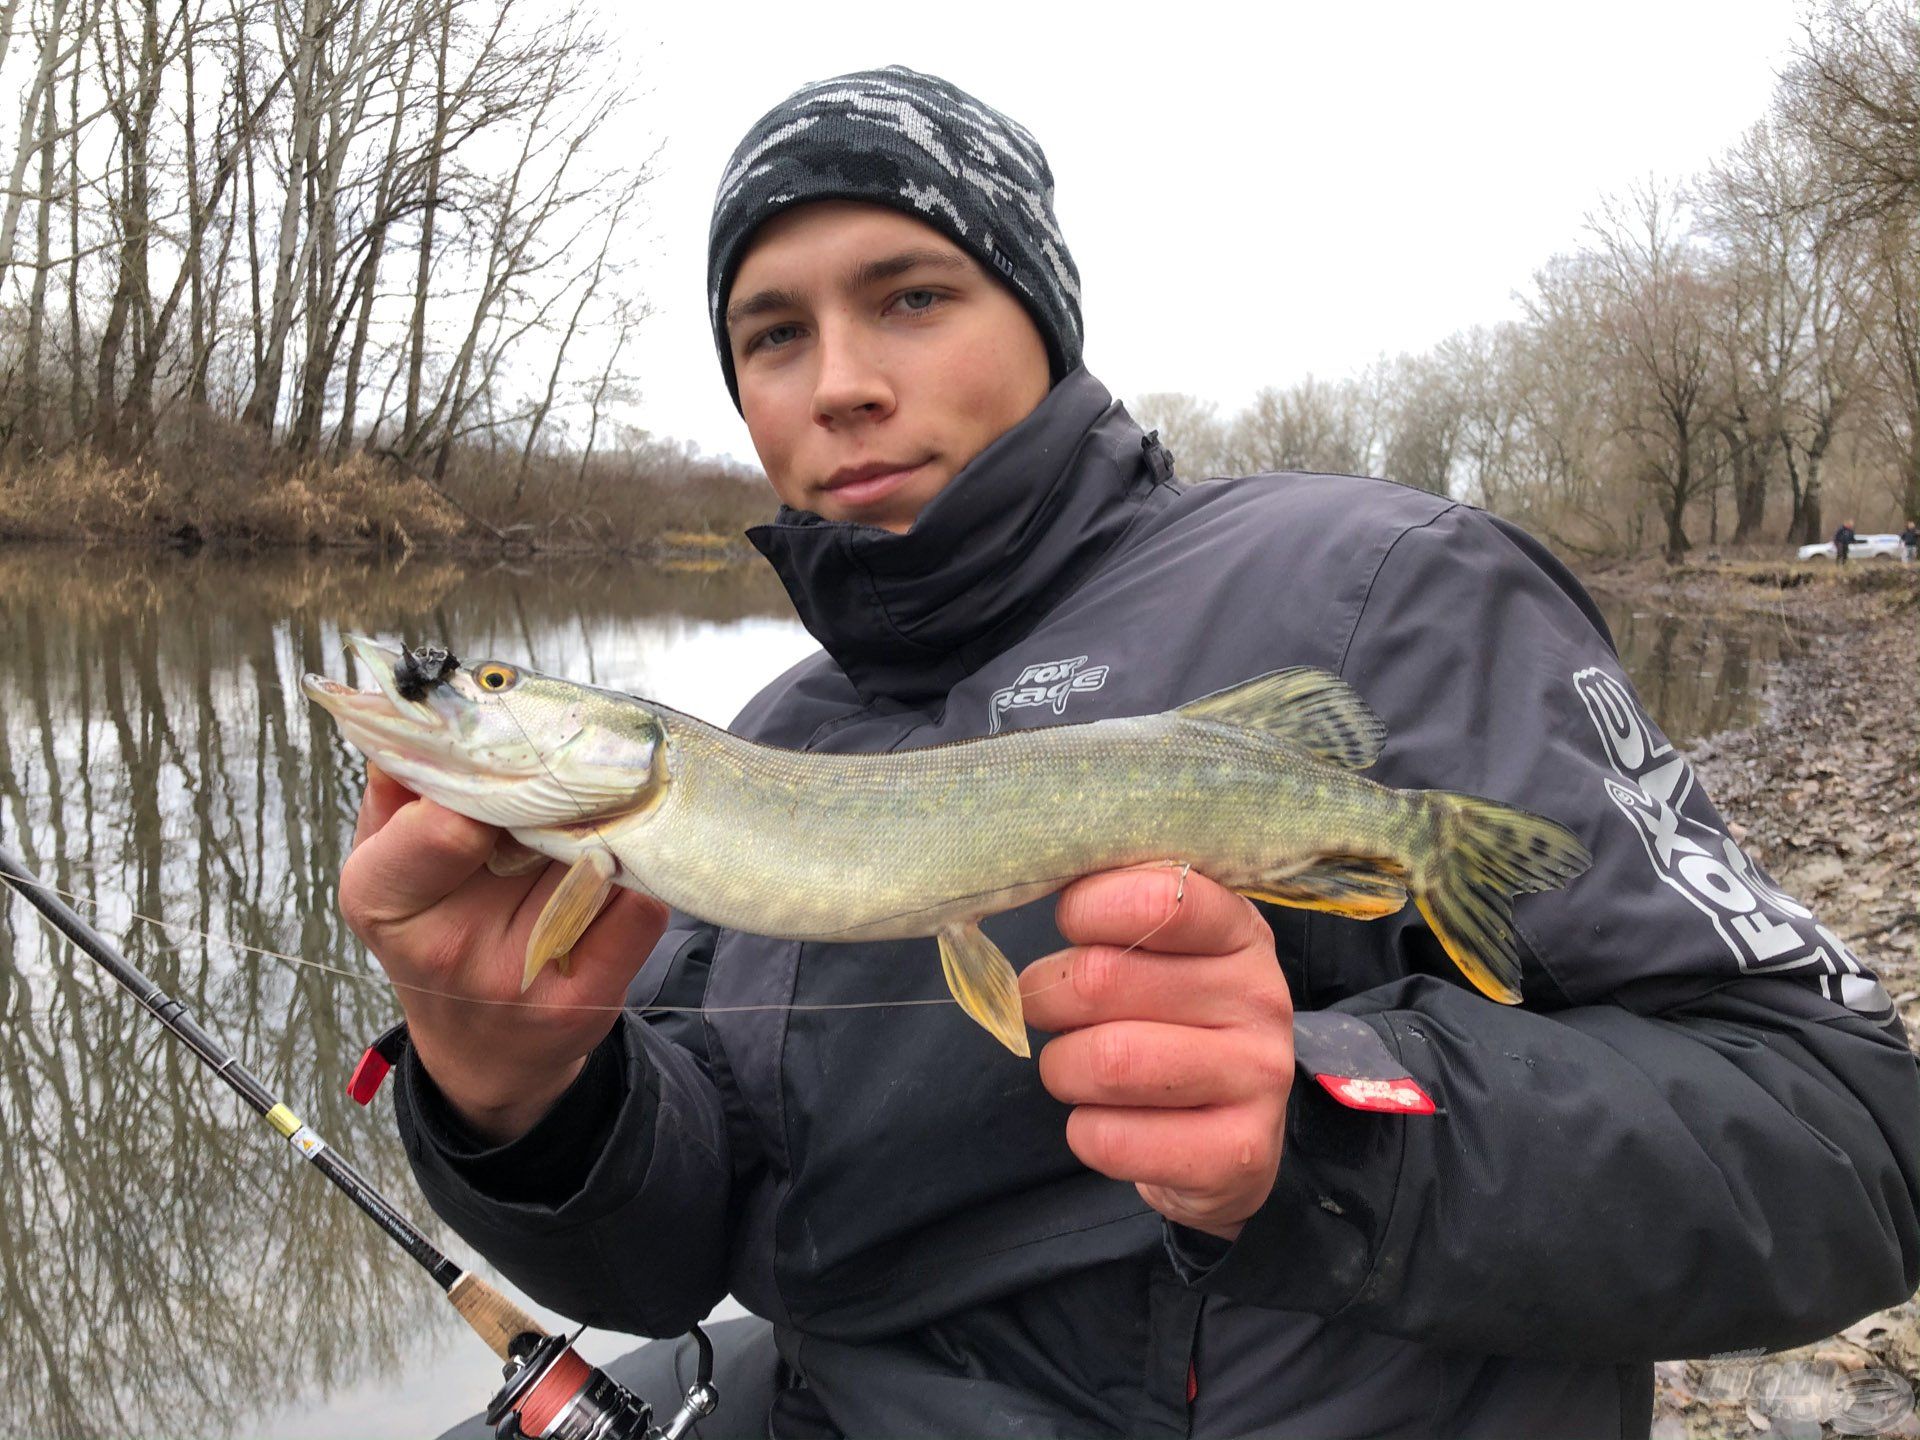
[1707,633,1755,739]
[0,545,799,1436]
[0,544,794,637]
[1591,591,1789,747]
[0,575,438,1436]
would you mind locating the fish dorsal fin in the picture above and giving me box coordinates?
[1176,667,1386,769]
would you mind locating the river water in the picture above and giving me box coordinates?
[0,544,1800,1438]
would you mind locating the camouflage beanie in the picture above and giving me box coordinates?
[707,65,1083,410]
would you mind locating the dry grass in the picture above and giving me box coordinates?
[0,428,772,555]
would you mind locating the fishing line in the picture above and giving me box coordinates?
[1,870,960,1016]
[5,653,1207,1032]
[3,858,1195,1021]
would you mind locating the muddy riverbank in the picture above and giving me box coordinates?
[1586,559,1919,1438]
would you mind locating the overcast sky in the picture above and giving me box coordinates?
[604,1,1808,466]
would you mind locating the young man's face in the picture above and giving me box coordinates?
[726,201,1052,532]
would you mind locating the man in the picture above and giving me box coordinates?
[1835,519,1858,563]
[346,69,1920,1439]
[1902,519,1917,563]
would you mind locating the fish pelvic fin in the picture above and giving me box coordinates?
[1177,668,1386,769]
[487,834,549,877]
[1411,794,1593,1004]
[521,849,618,991]
[1238,856,1409,919]
[937,922,1031,1059]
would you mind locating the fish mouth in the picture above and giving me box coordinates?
[301,635,448,736]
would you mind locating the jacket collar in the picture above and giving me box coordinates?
[747,369,1173,706]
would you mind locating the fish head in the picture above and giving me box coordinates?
[302,636,668,830]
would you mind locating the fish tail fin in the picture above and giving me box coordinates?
[1411,794,1591,1004]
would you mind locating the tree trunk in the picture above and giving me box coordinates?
[288,101,331,451]
[1781,436,1816,544]
[240,0,326,433]
[402,0,453,450]
[1663,493,1692,562]
[108,0,166,454]
[1731,441,1767,542]
[334,9,424,459]
[93,278,133,458]
[1905,433,1920,525]
[1661,413,1694,563]
[19,34,58,453]
[65,40,82,440]
[0,0,72,298]
[182,7,207,435]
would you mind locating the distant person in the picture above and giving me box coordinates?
[1834,519,1858,564]
[1902,520,1918,563]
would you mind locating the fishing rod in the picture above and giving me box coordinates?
[0,842,718,1440]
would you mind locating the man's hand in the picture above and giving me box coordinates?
[1020,867,1294,1241]
[341,764,668,1144]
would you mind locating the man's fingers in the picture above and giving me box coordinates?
[1037,1021,1290,1108]
[352,762,418,849]
[1021,945,1292,1033]
[1064,1103,1281,1197]
[1055,866,1266,956]
[341,794,505,932]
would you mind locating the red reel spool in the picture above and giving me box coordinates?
[515,1345,592,1437]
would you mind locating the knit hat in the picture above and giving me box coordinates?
[707,65,1083,409]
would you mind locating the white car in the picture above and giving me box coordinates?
[1797,533,1905,561]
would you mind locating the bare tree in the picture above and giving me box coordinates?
[1223,375,1375,477]
[1779,0,1920,228]
[1378,350,1463,497]
[0,0,77,299]
[238,0,328,433]
[1128,391,1233,480]
[1844,207,1920,518]
[1584,180,1717,561]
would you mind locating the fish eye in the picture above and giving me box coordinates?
[474,663,518,693]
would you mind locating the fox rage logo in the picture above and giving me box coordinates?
[989,656,1108,734]
[1573,668,1889,1017]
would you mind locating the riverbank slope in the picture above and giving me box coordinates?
[1601,560,1919,1437]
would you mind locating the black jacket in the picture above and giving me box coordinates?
[397,370,1920,1438]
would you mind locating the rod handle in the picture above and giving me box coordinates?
[449,1272,550,1360]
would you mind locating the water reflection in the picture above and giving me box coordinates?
[0,548,1793,1438]
[1591,591,1799,745]
[0,545,809,1439]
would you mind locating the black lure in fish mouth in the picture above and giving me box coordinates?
[394,644,460,702]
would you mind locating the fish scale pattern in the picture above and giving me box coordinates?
[635,704,1408,943]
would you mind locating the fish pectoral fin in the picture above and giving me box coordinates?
[487,834,549,877]
[1239,857,1410,920]
[1177,668,1386,769]
[937,923,1031,1059]
[522,849,618,992]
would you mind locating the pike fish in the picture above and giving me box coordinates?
[304,637,1591,1057]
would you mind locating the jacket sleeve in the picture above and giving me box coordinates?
[393,916,734,1337]
[1170,503,1920,1361]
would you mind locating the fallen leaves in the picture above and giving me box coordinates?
[1613,564,1920,1439]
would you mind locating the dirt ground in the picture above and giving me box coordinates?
[1582,558,1919,1438]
